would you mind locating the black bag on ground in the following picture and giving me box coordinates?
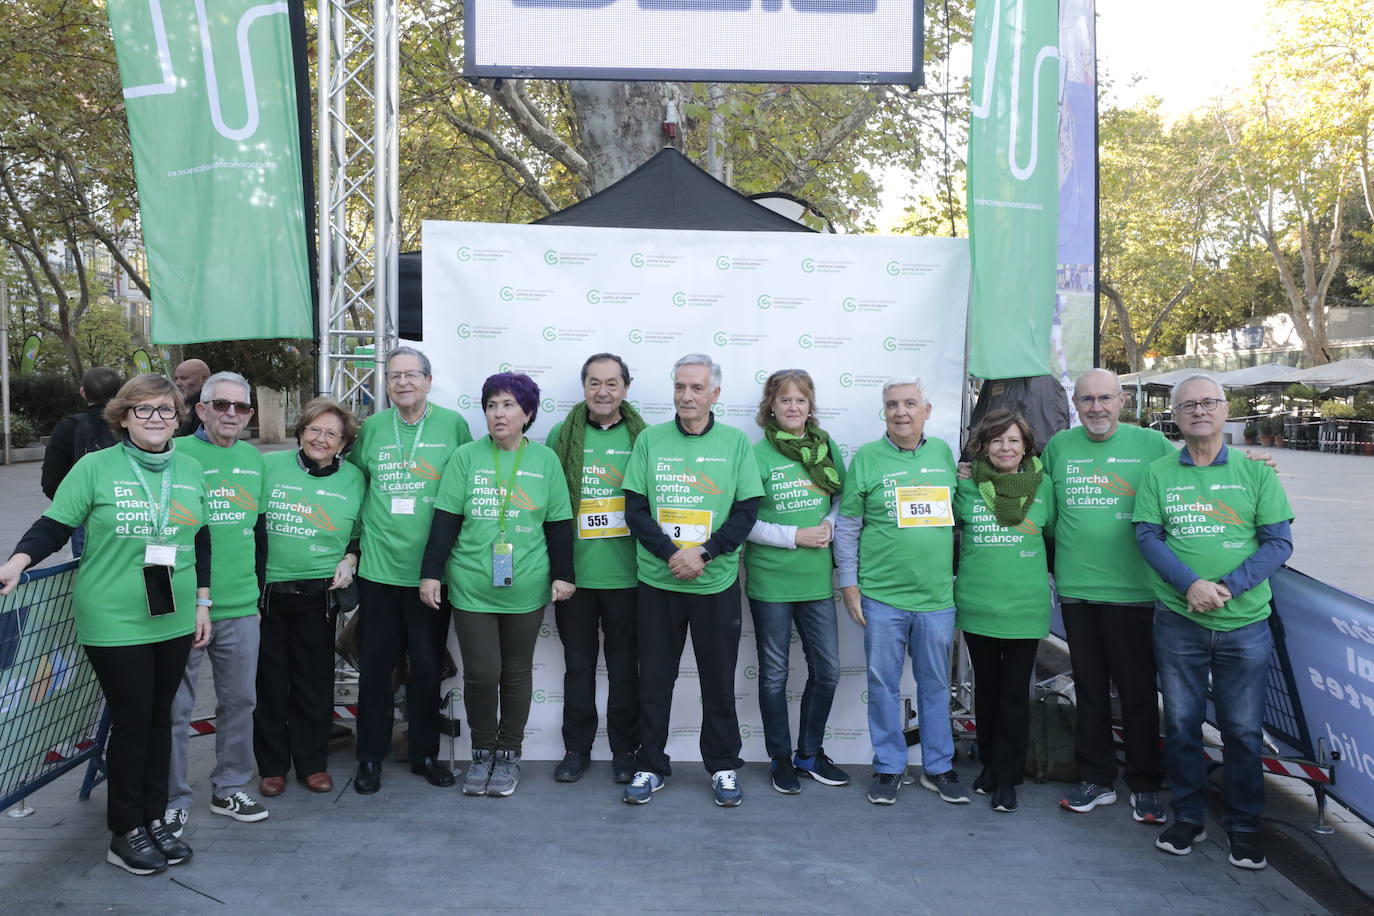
[1026,673,1079,783]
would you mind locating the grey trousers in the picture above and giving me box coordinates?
[168,614,261,807]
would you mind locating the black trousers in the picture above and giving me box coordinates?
[355,577,450,763]
[635,581,743,777]
[450,607,543,754]
[555,586,639,757]
[84,634,193,834]
[964,632,1039,788]
[254,589,336,777]
[1062,601,1164,792]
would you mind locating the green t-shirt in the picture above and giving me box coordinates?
[546,420,637,590]
[44,445,208,647]
[743,437,845,602]
[953,475,1056,639]
[1132,449,1293,631]
[261,451,365,583]
[176,436,265,620]
[350,405,472,586]
[622,419,765,596]
[1042,424,1177,603]
[433,436,573,614]
[839,436,956,612]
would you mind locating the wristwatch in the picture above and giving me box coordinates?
[195,597,213,608]
[698,546,713,563]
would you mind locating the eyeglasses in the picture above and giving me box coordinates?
[1075,394,1118,407]
[1176,398,1224,414]
[208,399,253,414]
[304,425,342,441]
[386,370,426,383]
[130,404,178,420]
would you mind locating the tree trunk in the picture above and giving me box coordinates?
[567,82,666,192]
[1100,281,1142,372]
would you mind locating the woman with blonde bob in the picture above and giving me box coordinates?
[743,369,849,794]
[954,408,1056,814]
[254,397,365,798]
[0,373,211,875]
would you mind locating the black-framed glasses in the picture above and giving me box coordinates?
[1176,398,1224,414]
[130,404,178,420]
[208,399,253,414]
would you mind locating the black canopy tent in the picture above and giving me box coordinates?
[397,148,813,339]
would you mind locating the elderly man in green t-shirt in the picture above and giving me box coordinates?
[1133,374,1292,871]
[165,371,267,836]
[620,354,764,808]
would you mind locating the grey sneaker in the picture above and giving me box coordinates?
[867,772,901,805]
[1130,791,1168,825]
[486,750,521,797]
[209,791,268,823]
[1060,780,1117,813]
[920,770,971,804]
[163,807,189,838]
[463,749,494,796]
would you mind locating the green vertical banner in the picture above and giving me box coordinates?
[132,348,153,374]
[19,335,40,374]
[106,0,312,344]
[967,0,1059,379]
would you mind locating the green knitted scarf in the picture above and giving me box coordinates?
[971,455,1043,526]
[554,401,647,507]
[764,420,842,495]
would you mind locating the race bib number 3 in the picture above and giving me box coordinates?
[578,496,628,540]
[657,507,713,548]
[895,486,953,528]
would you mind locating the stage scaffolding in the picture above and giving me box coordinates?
[316,0,399,407]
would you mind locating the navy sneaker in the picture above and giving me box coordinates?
[1060,780,1117,813]
[623,770,664,805]
[793,749,851,787]
[867,772,901,805]
[1130,791,1168,825]
[920,770,971,804]
[712,770,743,807]
[770,756,801,794]
[1156,821,1207,856]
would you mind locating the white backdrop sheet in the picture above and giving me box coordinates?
[418,221,970,765]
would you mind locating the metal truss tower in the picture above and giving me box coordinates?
[316,0,399,406]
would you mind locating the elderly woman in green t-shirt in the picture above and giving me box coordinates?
[1,373,210,876]
[954,408,1056,815]
[254,398,364,799]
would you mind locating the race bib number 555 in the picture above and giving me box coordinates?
[578,496,628,539]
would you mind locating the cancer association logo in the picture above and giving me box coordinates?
[839,372,854,388]
[542,326,558,341]
[798,334,814,349]
[672,291,687,307]
[457,323,473,339]
[757,294,773,310]
[842,297,858,312]
[713,330,730,347]
[801,257,817,273]
[883,336,897,351]
[630,252,646,268]
[754,370,769,384]
[499,286,515,301]
[543,249,559,265]
[885,260,902,276]
[715,255,731,271]
[586,289,602,304]
[456,246,472,262]
[628,328,644,344]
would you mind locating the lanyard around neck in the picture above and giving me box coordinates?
[391,404,430,474]
[491,437,527,542]
[125,452,172,541]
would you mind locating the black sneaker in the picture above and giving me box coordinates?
[146,818,192,865]
[867,772,901,805]
[1227,831,1267,870]
[611,752,637,785]
[1155,821,1207,856]
[554,751,590,783]
[920,770,971,804]
[991,785,1017,813]
[793,749,851,787]
[770,755,801,794]
[972,768,995,796]
[107,827,168,875]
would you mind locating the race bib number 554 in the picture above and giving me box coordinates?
[895,486,953,528]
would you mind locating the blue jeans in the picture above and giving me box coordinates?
[861,597,955,775]
[1154,607,1272,832]
[749,598,841,760]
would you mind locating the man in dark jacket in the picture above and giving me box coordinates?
[40,366,122,555]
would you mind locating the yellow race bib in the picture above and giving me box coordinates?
[895,486,954,528]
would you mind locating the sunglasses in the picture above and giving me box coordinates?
[208,399,254,414]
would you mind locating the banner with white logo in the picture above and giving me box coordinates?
[422,221,969,764]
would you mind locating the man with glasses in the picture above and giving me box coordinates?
[350,346,471,794]
[166,371,268,836]
[1133,374,1291,870]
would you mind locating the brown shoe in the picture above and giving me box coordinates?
[259,776,286,797]
[301,771,333,793]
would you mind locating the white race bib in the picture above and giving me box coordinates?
[657,507,713,548]
[144,543,177,566]
[895,486,954,528]
[390,496,416,515]
[578,496,628,539]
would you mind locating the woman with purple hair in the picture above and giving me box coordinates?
[420,373,575,797]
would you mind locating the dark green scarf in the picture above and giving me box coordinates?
[122,435,174,472]
[971,455,1043,526]
[764,420,842,495]
[554,401,647,507]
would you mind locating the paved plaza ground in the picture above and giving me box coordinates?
[1,445,1372,913]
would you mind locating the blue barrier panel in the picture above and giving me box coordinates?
[0,560,108,813]
[1270,566,1374,828]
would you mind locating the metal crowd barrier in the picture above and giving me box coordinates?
[0,560,109,816]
